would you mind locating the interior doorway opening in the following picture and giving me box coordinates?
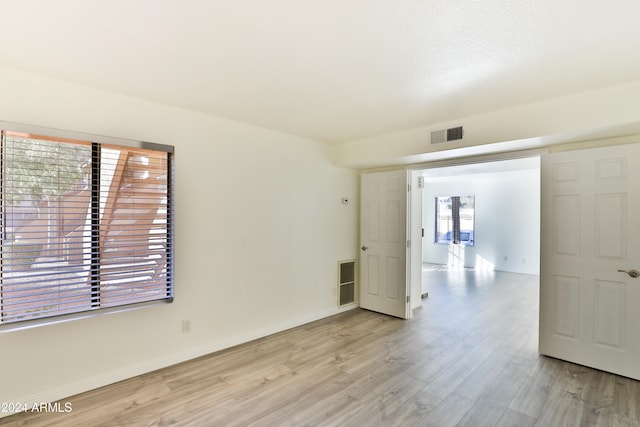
[413,156,541,301]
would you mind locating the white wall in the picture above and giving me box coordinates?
[422,166,540,275]
[332,80,640,168]
[0,67,359,407]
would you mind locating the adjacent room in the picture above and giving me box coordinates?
[421,157,540,276]
[419,158,541,334]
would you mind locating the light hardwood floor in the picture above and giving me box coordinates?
[2,266,640,426]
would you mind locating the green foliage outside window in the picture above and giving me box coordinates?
[4,137,91,206]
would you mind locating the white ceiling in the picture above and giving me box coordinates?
[1,1,639,144]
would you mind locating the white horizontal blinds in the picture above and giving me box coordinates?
[1,132,94,323]
[0,130,173,325]
[98,146,171,307]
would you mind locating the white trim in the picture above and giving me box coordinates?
[0,120,173,153]
[406,147,547,171]
[0,305,357,418]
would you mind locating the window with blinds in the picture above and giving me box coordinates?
[435,195,475,246]
[0,130,174,325]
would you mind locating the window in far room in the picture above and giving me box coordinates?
[435,195,475,246]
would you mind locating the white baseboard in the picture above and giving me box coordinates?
[2,305,357,419]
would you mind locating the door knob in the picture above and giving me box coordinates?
[617,269,640,278]
[361,246,368,251]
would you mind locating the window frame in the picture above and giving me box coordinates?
[434,195,475,246]
[0,122,174,331]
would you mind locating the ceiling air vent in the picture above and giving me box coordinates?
[430,126,464,144]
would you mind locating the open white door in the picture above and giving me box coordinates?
[540,143,640,380]
[360,170,410,319]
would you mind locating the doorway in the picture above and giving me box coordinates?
[413,156,541,304]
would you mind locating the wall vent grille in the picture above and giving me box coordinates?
[431,126,464,144]
[338,260,356,306]
[447,126,464,141]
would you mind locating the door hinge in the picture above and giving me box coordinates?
[407,240,411,248]
[407,183,411,192]
[406,295,410,303]
[417,176,424,188]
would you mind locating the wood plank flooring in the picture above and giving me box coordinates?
[2,266,639,426]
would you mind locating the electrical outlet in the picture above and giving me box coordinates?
[182,319,191,333]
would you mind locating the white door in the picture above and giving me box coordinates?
[360,170,410,319]
[540,143,640,380]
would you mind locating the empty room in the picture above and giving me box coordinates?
[2,1,640,426]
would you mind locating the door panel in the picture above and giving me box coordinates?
[595,193,626,258]
[540,143,640,379]
[367,255,380,296]
[593,279,625,349]
[386,257,400,300]
[553,275,580,339]
[553,194,580,255]
[360,170,409,319]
